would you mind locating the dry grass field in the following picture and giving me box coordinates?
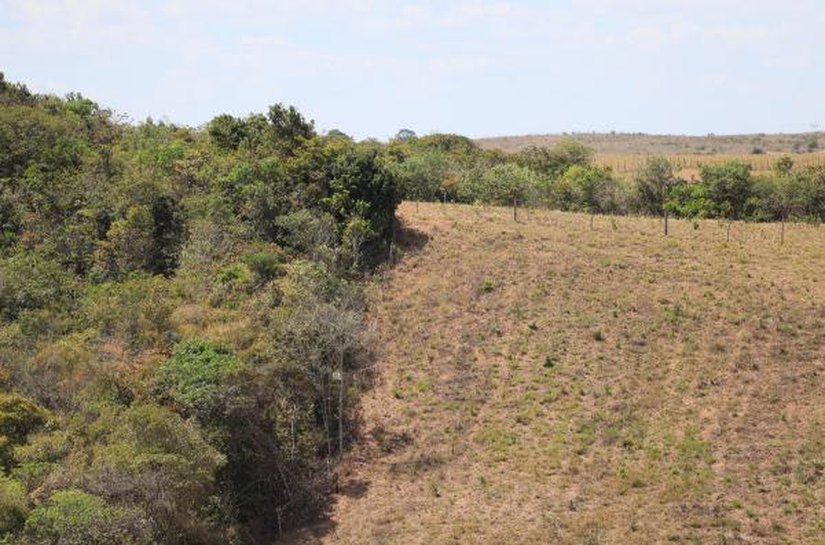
[286,202,825,545]
[477,132,825,156]
[476,132,825,178]
[596,153,825,179]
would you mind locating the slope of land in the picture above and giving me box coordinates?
[287,202,825,544]
[476,131,825,155]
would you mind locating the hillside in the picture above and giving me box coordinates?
[288,202,825,544]
[476,131,825,156]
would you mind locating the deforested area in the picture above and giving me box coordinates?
[290,202,824,544]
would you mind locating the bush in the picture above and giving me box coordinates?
[0,475,28,534]
[0,393,49,470]
[84,405,226,542]
[702,161,753,219]
[665,182,715,219]
[155,340,245,418]
[241,250,285,285]
[19,489,152,545]
[0,254,75,321]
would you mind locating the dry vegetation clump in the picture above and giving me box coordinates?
[286,202,825,544]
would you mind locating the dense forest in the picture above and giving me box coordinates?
[1,72,824,545]
[0,73,398,544]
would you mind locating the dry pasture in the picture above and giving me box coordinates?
[287,202,825,544]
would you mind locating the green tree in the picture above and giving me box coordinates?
[475,163,540,207]
[519,139,593,178]
[207,114,248,151]
[149,195,185,277]
[154,340,245,419]
[635,156,676,216]
[267,103,315,146]
[701,161,753,219]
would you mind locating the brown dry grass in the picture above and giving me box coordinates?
[477,132,825,156]
[476,131,825,178]
[596,153,825,179]
[285,202,825,545]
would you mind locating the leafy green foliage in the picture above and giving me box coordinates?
[155,340,244,418]
[518,139,594,178]
[0,475,28,533]
[635,156,676,215]
[665,182,715,218]
[0,392,49,476]
[18,489,151,545]
[0,74,398,543]
[701,161,753,219]
[0,254,76,321]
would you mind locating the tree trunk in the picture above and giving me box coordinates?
[323,377,332,458]
[664,211,668,236]
[513,197,518,222]
[338,353,345,456]
[726,221,731,242]
[781,216,785,245]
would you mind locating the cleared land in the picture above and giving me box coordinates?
[288,202,825,544]
[476,132,825,155]
[477,132,825,178]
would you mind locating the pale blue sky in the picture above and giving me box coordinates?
[1,0,823,139]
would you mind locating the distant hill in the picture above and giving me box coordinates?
[477,131,825,155]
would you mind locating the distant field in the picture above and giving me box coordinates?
[286,202,825,544]
[596,152,825,179]
[477,131,825,155]
[477,132,825,177]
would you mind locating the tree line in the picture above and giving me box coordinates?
[385,130,825,224]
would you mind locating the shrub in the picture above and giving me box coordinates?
[701,161,753,219]
[0,254,75,322]
[19,489,152,545]
[0,475,28,533]
[0,393,49,470]
[155,340,245,418]
[241,250,285,285]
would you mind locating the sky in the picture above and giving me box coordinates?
[1,0,824,140]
